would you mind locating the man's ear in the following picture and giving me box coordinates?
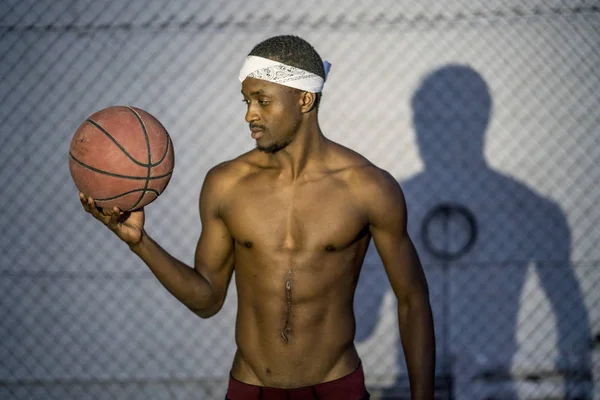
[299,91,317,113]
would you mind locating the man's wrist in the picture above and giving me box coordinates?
[128,231,148,255]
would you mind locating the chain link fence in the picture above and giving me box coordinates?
[1,1,599,399]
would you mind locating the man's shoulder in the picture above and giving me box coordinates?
[206,150,261,180]
[202,150,261,198]
[327,144,407,225]
[327,141,398,192]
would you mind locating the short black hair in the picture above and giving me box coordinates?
[248,35,326,81]
[249,35,325,110]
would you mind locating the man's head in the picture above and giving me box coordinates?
[239,35,327,154]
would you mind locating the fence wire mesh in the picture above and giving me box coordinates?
[1,1,599,399]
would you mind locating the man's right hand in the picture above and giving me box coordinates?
[79,192,145,246]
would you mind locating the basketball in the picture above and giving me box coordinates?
[69,105,175,211]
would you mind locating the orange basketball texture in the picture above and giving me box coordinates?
[69,106,175,211]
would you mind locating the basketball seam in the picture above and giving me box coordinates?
[85,119,149,167]
[126,106,152,211]
[85,115,169,168]
[153,127,172,165]
[69,152,173,180]
[94,188,160,202]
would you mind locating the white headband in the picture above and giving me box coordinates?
[239,56,332,93]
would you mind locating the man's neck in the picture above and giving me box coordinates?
[268,120,327,180]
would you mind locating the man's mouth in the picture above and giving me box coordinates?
[250,125,265,139]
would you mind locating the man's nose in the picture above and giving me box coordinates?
[245,104,260,123]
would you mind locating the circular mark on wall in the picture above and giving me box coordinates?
[421,203,478,261]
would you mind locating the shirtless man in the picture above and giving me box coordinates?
[80,35,435,400]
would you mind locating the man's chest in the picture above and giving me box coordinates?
[222,178,369,252]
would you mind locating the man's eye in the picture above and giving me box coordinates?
[241,99,249,104]
[259,100,270,105]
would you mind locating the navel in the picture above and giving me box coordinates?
[243,240,253,248]
[325,244,336,252]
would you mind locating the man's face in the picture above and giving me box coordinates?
[241,77,303,154]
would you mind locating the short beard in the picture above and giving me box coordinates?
[257,138,292,154]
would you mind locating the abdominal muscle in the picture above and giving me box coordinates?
[229,253,363,388]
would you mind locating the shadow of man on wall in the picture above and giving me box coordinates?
[355,65,593,399]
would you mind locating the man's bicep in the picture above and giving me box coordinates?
[194,167,235,295]
[192,214,235,314]
[367,172,428,300]
[194,215,234,280]
[371,225,426,301]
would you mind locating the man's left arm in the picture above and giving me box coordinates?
[360,167,436,400]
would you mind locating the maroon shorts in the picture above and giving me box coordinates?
[225,363,370,400]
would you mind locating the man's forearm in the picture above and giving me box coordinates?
[129,233,218,316]
[398,295,436,400]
